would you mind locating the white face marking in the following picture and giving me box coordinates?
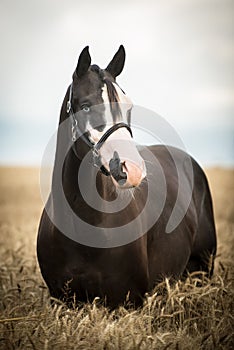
[88,83,132,143]
[86,121,101,143]
[101,84,110,104]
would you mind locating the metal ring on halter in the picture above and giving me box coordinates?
[71,118,78,142]
[67,83,73,113]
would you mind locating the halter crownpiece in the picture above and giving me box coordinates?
[67,82,133,176]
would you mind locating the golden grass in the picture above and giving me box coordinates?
[0,166,233,349]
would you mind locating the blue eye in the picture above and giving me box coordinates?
[82,105,90,113]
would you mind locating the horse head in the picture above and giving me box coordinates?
[66,46,146,188]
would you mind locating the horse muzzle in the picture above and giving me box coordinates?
[109,151,146,188]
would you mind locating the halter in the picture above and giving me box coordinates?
[67,83,133,176]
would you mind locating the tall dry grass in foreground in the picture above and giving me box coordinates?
[0,167,233,349]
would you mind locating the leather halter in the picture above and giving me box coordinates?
[67,83,133,176]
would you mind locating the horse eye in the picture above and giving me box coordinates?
[82,105,90,113]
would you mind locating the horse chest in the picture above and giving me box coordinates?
[52,239,149,306]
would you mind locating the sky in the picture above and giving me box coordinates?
[0,0,233,166]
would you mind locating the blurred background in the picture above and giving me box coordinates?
[0,0,233,167]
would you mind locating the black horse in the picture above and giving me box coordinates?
[37,46,216,307]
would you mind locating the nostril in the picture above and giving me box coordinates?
[121,161,126,172]
[96,124,105,132]
[109,153,127,186]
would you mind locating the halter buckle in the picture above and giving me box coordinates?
[92,147,110,176]
[92,147,99,159]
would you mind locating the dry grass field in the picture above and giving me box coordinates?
[0,167,233,349]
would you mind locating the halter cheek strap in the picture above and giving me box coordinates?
[66,83,133,176]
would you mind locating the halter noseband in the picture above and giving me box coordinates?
[67,83,133,176]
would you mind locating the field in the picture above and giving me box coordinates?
[0,167,233,349]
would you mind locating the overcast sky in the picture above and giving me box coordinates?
[0,0,233,165]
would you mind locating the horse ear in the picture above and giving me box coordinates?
[106,45,126,78]
[75,46,91,78]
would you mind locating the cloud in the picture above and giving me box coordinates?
[0,0,233,164]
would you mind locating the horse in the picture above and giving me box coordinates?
[37,46,217,308]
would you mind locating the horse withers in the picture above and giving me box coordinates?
[37,46,216,308]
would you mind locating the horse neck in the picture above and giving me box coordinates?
[51,140,118,226]
[51,128,147,245]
